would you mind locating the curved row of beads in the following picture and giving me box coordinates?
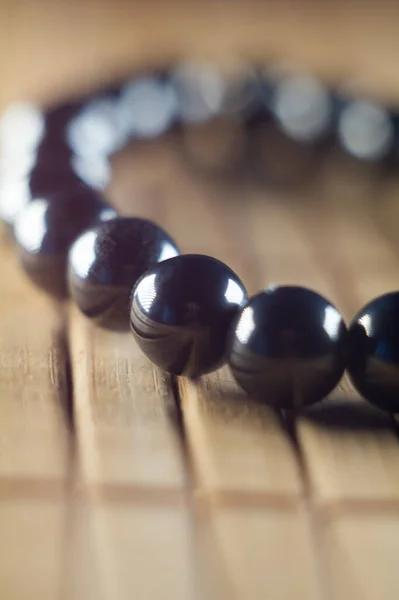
[2,71,399,415]
[12,199,399,415]
[1,65,399,231]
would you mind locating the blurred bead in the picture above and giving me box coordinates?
[347,292,399,413]
[68,217,179,330]
[14,188,113,298]
[70,155,111,190]
[250,71,332,184]
[0,176,31,228]
[119,75,178,139]
[174,62,262,177]
[171,62,223,124]
[271,73,333,143]
[67,96,128,159]
[337,99,395,162]
[28,162,87,198]
[228,286,347,409]
[0,102,44,157]
[172,61,261,124]
[130,254,247,377]
[43,101,85,142]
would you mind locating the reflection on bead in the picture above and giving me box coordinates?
[338,99,395,162]
[119,76,178,139]
[0,102,44,157]
[271,73,332,143]
[68,217,179,330]
[130,254,247,377]
[228,286,347,409]
[14,188,113,298]
[67,96,128,158]
[347,292,399,413]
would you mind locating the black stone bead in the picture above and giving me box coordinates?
[68,217,179,330]
[346,292,399,413]
[13,188,114,298]
[28,163,87,199]
[130,254,247,377]
[228,286,347,409]
[43,101,85,142]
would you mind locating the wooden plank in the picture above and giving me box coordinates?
[68,308,196,600]
[0,497,65,600]
[0,238,69,599]
[68,152,196,598]
[68,306,195,597]
[69,305,185,489]
[179,369,302,498]
[3,1,399,109]
[65,497,194,600]
[197,505,322,600]
[321,512,399,600]
[0,239,69,479]
[168,178,323,599]
[286,156,399,505]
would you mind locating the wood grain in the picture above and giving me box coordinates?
[3,134,399,598]
[166,157,322,599]
[68,149,196,598]
[0,239,69,479]
[0,238,69,598]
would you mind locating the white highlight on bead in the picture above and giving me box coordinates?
[338,100,394,161]
[0,176,30,224]
[235,306,255,344]
[172,62,223,124]
[359,313,373,337]
[323,306,342,340]
[67,97,128,159]
[0,102,44,157]
[69,230,97,279]
[14,198,47,252]
[224,278,245,305]
[119,77,178,138]
[71,155,111,190]
[136,273,157,313]
[158,242,179,263]
[273,74,332,142]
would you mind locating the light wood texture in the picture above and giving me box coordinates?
[179,369,302,498]
[166,150,321,599]
[197,506,322,600]
[2,1,399,110]
[68,151,195,598]
[65,498,194,600]
[69,309,185,489]
[0,239,69,479]
[0,497,66,600]
[288,156,399,506]
[322,513,399,600]
[3,137,399,597]
[0,239,69,598]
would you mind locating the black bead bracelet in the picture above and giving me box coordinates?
[2,67,399,415]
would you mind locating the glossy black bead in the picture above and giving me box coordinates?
[14,188,114,298]
[130,254,247,377]
[228,286,347,409]
[346,292,399,413]
[68,217,179,330]
[43,101,85,142]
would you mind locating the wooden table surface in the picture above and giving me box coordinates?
[2,3,399,597]
[2,135,399,599]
